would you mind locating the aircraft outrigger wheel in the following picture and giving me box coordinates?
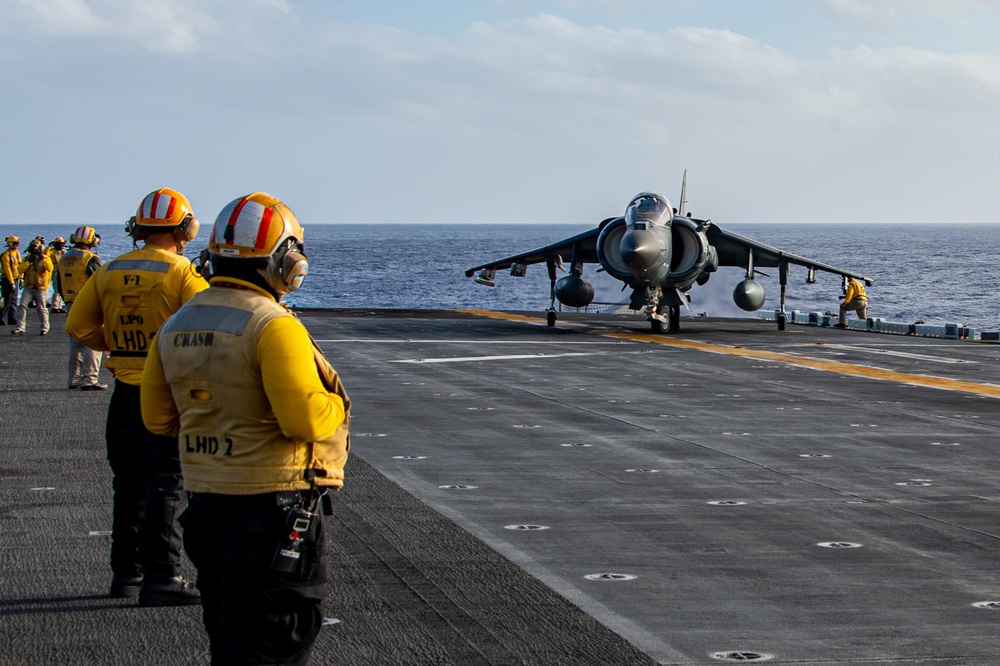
[777,312,787,331]
[546,309,557,327]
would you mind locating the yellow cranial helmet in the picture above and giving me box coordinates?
[5,236,18,247]
[71,226,98,246]
[131,187,200,243]
[136,187,193,227]
[209,192,308,293]
[51,237,66,245]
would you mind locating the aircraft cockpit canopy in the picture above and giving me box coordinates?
[626,193,672,230]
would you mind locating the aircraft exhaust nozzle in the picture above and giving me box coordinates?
[619,229,660,270]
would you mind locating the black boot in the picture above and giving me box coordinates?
[137,575,201,607]
[110,574,144,598]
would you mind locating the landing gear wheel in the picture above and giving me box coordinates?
[650,318,667,334]
[669,305,680,332]
[777,312,787,331]
[546,309,557,327]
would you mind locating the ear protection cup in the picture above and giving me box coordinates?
[174,215,200,243]
[263,240,309,293]
[279,248,309,292]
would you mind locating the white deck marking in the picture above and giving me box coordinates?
[819,344,974,364]
[459,310,1000,399]
[315,339,625,345]
[391,352,602,364]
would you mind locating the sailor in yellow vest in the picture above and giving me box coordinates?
[67,188,207,605]
[1,236,21,325]
[12,238,53,335]
[24,236,46,311]
[58,227,105,390]
[141,192,350,665]
[837,277,869,328]
[47,237,68,313]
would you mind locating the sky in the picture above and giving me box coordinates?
[3,0,1000,226]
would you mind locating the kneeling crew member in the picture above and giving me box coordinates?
[838,277,869,328]
[67,188,207,604]
[141,192,350,665]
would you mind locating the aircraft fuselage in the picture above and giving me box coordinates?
[595,192,718,317]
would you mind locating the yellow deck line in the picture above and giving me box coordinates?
[456,309,1000,399]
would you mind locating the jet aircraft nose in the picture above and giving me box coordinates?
[619,229,660,271]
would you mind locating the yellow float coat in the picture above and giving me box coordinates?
[141,282,349,495]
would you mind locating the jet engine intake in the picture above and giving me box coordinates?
[733,278,766,311]
[555,274,595,308]
[595,217,633,281]
[666,217,714,287]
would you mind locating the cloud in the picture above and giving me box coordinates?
[821,0,902,28]
[0,0,107,34]
[8,4,999,121]
[552,0,659,13]
[820,0,1000,28]
[0,0,244,53]
[367,13,1000,154]
[2,3,1000,224]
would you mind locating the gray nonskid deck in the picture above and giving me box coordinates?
[2,309,999,664]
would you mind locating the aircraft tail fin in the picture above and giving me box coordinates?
[678,169,688,218]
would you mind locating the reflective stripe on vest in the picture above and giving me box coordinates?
[106,259,171,273]
[162,305,254,336]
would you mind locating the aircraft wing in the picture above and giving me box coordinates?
[464,226,601,277]
[706,224,874,285]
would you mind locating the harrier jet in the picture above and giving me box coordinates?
[466,172,873,332]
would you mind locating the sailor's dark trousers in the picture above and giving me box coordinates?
[105,379,185,580]
[181,491,327,666]
[1,278,18,325]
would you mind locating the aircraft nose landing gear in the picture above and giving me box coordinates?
[649,305,680,333]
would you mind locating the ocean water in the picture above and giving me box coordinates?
[7,222,1000,332]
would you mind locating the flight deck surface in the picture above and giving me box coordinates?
[2,309,999,665]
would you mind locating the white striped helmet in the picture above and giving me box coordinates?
[70,226,98,246]
[129,187,200,243]
[136,188,193,228]
[209,192,308,293]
